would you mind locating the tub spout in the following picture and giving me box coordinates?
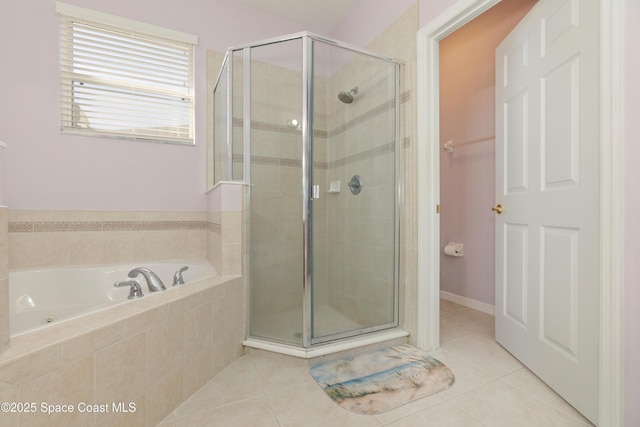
[127,267,166,292]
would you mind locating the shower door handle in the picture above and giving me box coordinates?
[312,185,320,199]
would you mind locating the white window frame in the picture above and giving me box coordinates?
[56,2,198,145]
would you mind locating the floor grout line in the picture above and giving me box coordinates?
[160,301,592,426]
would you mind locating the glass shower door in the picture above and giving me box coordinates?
[247,39,305,345]
[310,41,399,344]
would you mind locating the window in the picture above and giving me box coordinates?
[56,2,198,144]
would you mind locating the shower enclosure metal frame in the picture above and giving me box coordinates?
[213,32,403,350]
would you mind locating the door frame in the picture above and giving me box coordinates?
[415,0,623,425]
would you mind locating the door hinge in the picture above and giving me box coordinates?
[436,204,440,214]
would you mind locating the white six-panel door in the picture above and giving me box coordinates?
[495,0,600,423]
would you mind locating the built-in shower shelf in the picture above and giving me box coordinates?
[328,180,341,193]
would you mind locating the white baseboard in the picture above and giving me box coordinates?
[440,290,495,315]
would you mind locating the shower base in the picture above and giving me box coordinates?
[245,304,408,359]
[250,305,360,340]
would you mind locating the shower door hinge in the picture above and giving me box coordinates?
[436,204,440,214]
[312,185,320,199]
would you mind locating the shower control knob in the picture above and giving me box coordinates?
[348,175,363,195]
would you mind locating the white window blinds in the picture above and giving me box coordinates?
[57,3,197,144]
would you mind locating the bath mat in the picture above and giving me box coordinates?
[309,344,454,414]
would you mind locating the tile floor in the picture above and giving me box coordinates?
[158,300,594,426]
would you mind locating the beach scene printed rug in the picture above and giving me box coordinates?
[309,344,455,414]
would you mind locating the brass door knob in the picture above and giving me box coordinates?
[491,204,503,214]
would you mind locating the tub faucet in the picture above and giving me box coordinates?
[172,266,189,286]
[114,280,144,299]
[127,267,166,292]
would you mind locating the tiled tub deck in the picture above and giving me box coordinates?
[0,274,245,427]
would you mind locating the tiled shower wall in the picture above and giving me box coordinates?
[323,48,399,328]
[366,4,419,344]
[208,5,418,340]
[248,55,311,318]
[240,37,409,331]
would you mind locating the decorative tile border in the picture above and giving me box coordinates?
[232,118,328,139]
[233,139,400,171]
[231,90,410,140]
[327,98,396,138]
[233,154,331,170]
[225,90,411,172]
[330,142,395,169]
[9,220,208,233]
[208,222,222,234]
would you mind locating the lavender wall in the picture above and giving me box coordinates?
[0,145,5,205]
[422,0,639,424]
[438,0,536,306]
[331,0,415,47]
[0,0,310,212]
[623,1,640,425]
[0,0,417,212]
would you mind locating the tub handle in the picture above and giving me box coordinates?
[114,280,144,299]
[173,266,189,286]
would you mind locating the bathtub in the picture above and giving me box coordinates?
[9,260,217,337]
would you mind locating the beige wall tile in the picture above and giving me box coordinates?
[0,381,18,427]
[73,305,140,331]
[68,232,104,265]
[8,210,208,270]
[184,303,213,356]
[96,333,147,406]
[95,393,146,427]
[231,282,246,359]
[221,211,242,246]
[0,277,8,352]
[132,231,170,262]
[9,211,51,222]
[207,230,221,271]
[47,211,88,222]
[4,322,87,358]
[207,211,221,225]
[167,291,209,321]
[0,345,61,386]
[62,322,125,366]
[183,348,212,400]
[123,306,169,338]
[18,356,95,427]
[0,275,241,427]
[0,207,8,276]
[146,369,183,427]
[8,232,35,270]
[212,294,235,373]
[31,232,69,267]
[147,317,183,386]
[102,231,135,264]
[186,230,207,258]
[221,243,242,276]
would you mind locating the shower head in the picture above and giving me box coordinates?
[338,87,359,104]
